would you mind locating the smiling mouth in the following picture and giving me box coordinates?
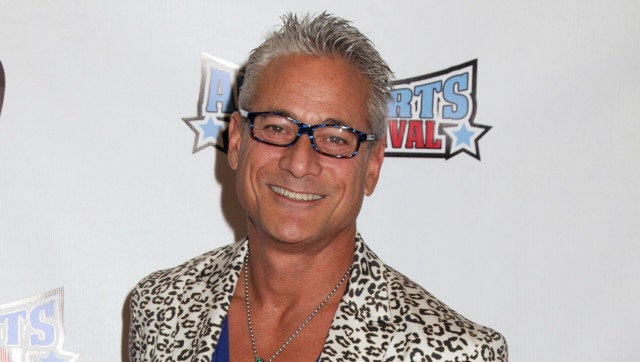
[270,186,324,201]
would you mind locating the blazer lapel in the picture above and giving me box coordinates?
[171,239,248,362]
[320,236,396,360]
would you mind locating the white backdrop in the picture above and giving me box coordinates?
[1,1,639,361]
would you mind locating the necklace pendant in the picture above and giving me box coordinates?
[256,358,263,362]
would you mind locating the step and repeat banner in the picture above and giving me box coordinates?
[1,1,638,361]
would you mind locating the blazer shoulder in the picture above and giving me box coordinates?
[128,241,245,361]
[383,266,508,361]
[132,242,242,297]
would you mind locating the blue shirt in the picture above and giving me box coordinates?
[211,317,230,362]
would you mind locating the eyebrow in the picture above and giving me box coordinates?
[266,108,352,128]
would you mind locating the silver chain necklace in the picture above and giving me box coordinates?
[243,251,352,362]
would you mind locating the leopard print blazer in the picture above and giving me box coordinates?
[129,235,508,361]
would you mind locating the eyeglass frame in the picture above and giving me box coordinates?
[238,109,376,158]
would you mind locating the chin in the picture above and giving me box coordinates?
[270,227,316,245]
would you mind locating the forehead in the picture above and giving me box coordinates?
[252,54,371,130]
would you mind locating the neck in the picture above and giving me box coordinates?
[244,227,355,309]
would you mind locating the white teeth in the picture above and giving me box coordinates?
[270,186,323,201]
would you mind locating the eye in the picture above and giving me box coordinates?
[327,135,349,146]
[262,124,286,134]
[254,113,296,141]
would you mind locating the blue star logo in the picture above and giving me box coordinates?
[199,117,222,140]
[183,116,229,153]
[453,123,475,146]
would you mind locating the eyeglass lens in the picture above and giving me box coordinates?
[252,113,359,157]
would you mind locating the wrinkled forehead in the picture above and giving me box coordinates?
[252,54,372,132]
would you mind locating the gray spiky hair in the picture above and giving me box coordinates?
[238,12,393,140]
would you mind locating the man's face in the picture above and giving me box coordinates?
[228,54,384,247]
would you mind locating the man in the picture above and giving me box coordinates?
[129,13,507,362]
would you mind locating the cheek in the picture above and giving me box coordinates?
[235,145,277,203]
[234,165,250,211]
[234,146,257,208]
[332,164,367,202]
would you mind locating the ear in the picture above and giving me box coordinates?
[227,111,244,170]
[364,138,385,196]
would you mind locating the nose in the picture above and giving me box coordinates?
[278,134,322,178]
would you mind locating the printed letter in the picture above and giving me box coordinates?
[387,120,407,149]
[206,68,235,114]
[388,88,412,118]
[414,81,442,119]
[0,311,27,346]
[442,73,469,119]
[424,120,442,149]
[30,301,55,346]
[405,120,426,149]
